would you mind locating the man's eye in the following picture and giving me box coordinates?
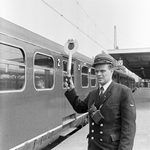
[95,70,105,74]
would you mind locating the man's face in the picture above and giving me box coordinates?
[95,64,114,86]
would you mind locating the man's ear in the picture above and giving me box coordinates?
[111,68,114,74]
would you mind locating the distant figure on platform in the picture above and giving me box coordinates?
[64,53,136,150]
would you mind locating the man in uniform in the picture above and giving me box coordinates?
[64,53,136,150]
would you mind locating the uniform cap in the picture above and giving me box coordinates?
[93,53,114,67]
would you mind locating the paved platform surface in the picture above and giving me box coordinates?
[52,88,150,150]
[53,125,88,150]
[132,88,150,150]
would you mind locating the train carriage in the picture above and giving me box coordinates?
[0,17,135,150]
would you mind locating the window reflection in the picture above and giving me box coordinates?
[0,44,25,91]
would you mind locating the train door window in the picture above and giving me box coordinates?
[81,66,89,87]
[0,43,25,91]
[113,73,118,83]
[62,60,74,88]
[113,73,116,82]
[90,68,96,87]
[119,76,122,84]
[34,53,54,90]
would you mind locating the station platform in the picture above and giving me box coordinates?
[132,88,150,150]
[52,88,150,150]
[53,125,88,150]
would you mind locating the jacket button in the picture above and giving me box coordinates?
[91,137,94,140]
[100,139,103,141]
[100,124,103,127]
[92,122,94,126]
[91,130,94,133]
[100,131,103,134]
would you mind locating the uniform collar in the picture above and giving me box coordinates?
[99,80,112,93]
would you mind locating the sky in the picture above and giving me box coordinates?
[0,0,150,58]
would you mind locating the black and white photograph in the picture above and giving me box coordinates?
[0,0,150,150]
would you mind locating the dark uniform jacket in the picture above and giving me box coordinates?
[65,81,136,150]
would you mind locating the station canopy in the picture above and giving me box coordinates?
[108,48,150,80]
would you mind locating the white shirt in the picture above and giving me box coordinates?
[99,80,112,93]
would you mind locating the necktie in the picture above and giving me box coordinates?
[99,86,104,97]
[96,87,104,107]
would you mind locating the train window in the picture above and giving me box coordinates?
[34,53,54,90]
[90,68,96,87]
[63,60,74,88]
[81,66,89,87]
[0,43,25,91]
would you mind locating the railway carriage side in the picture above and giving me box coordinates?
[0,17,135,150]
[113,69,135,90]
[0,18,97,150]
[0,33,65,150]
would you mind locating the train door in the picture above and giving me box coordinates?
[61,56,76,124]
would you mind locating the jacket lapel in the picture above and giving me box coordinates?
[91,81,115,108]
[101,81,114,104]
[91,88,100,108]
